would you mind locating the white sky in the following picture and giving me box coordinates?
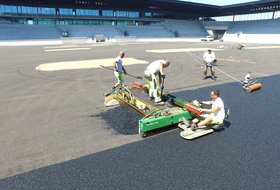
[180,0,260,6]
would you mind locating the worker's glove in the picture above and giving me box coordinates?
[124,71,127,75]
[160,85,164,89]
[114,69,118,72]
[161,74,166,79]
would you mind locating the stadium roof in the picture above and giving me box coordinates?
[1,0,280,17]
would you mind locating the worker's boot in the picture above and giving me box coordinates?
[190,123,198,131]
[155,101,165,105]
[182,117,192,127]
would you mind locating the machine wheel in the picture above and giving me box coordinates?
[144,106,151,114]
[124,92,132,103]
[141,132,147,138]
[211,124,225,130]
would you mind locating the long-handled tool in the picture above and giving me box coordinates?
[100,65,143,79]
[160,77,165,98]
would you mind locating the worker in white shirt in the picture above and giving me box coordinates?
[144,60,170,105]
[202,49,216,80]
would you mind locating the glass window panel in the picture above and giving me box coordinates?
[17,18,27,24]
[0,5,5,12]
[59,8,72,15]
[40,7,55,14]
[73,19,84,24]
[275,11,280,19]
[77,9,83,15]
[211,12,277,21]
[102,10,113,16]
[3,5,18,13]
[103,20,112,25]
[145,12,152,17]
[76,9,99,16]
[31,6,38,14]
[115,20,133,25]
[115,11,127,17]
[90,20,102,25]
[128,12,139,17]
[34,18,55,25]
[21,6,38,14]
[21,6,28,13]
[64,19,73,25]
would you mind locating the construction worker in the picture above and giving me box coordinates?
[237,44,244,50]
[111,51,127,90]
[144,60,170,105]
[243,71,251,86]
[182,89,225,131]
[202,49,216,80]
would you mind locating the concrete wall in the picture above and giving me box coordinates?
[223,33,280,44]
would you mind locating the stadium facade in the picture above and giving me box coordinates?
[0,0,280,43]
[1,0,280,25]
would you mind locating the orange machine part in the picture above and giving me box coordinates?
[132,82,144,88]
[248,83,262,92]
[184,104,202,115]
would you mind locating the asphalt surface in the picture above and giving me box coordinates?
[1,41,280,189]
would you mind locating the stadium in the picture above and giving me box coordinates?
[0,0,280,44]
[1,0,280,189]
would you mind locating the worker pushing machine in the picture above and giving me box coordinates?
[144,59,170,105]
[202,49,216,80]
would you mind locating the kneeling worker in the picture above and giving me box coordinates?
[144,60,170,105]
[185,89,225,131]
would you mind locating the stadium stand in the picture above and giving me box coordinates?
[0,24,60,40]
[226,19,280,34]
[1,19,280,43]
[163,19,208,38]
[121,25,174,38]
[201,21,232,30]
[58,25,122,39]
[0,24,123,41]
[0,21,205,40]
[222,19,280,43]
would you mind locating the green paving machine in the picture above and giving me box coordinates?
[103,82,208,138]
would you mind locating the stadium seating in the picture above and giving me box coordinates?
[0,19,279,43]
[121,25,174,38]
[226,19,280,34]
[163,19,208,37]
[0,24,60,40]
